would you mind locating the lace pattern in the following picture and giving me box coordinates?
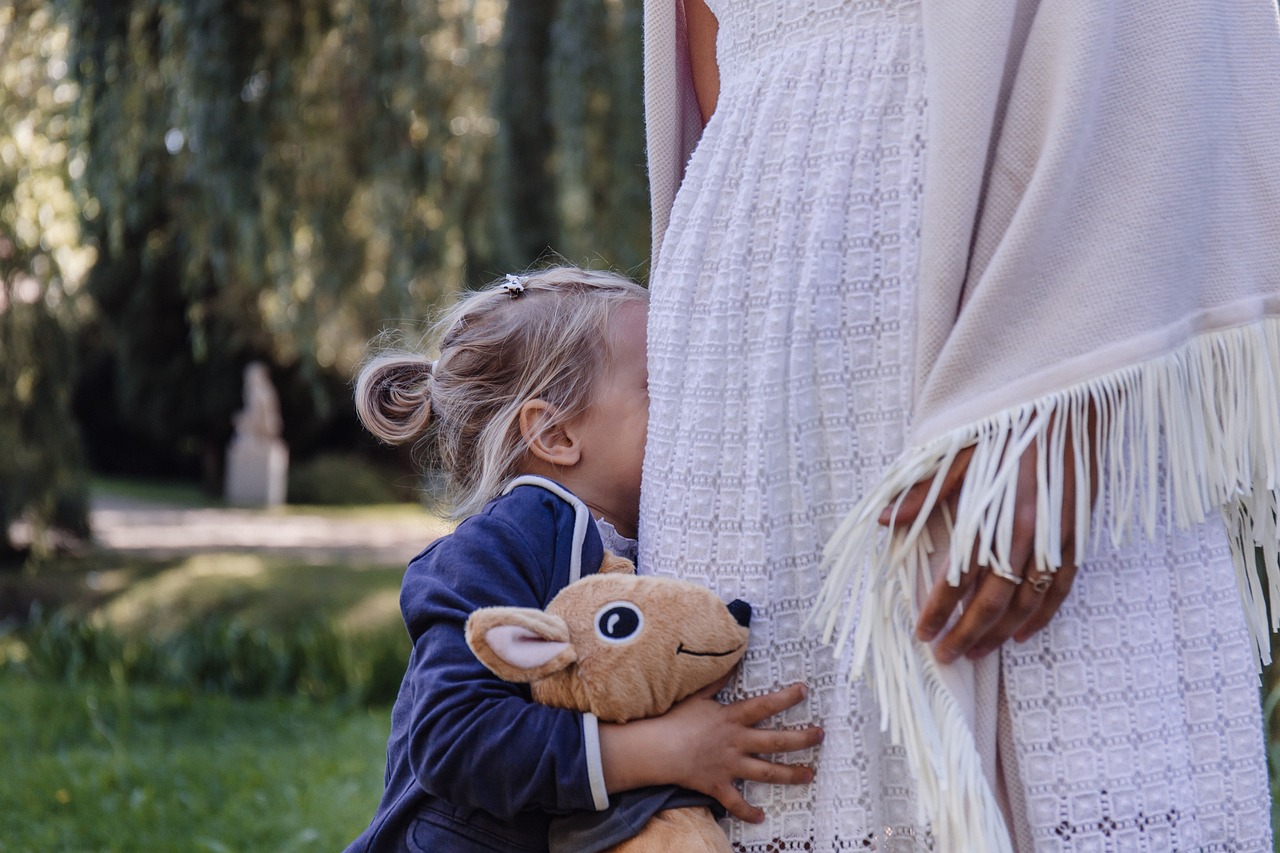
[640,0,1269,849]
[642,4,929,848]
[1000,513,1271,852]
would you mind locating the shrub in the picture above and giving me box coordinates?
[286,453,402,506]
[4,605,408,706]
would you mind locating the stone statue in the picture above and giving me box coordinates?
[233,362,283,440]
[224,361,289,507]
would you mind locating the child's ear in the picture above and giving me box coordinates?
[466,607,577,682]
[519,399,582,467]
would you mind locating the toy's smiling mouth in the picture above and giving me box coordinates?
[676,643,744,658]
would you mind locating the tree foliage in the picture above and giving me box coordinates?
[65,0,506,477]
[0,1,94,557]
[1,0,649,549]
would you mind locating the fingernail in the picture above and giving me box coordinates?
[935,647,956,664]
[916,625,938,643]
[966,644,992,660]
[797,683,808,699]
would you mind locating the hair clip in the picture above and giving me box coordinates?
[500,274,526,298]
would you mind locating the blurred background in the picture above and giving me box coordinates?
[0,0,650,848]
[2,1,1278,851]
[1,0,648,550]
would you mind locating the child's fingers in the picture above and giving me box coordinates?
[714,786,765,825]
[730,682,808,725]
[741,723,824,756]
[736,756,816,787]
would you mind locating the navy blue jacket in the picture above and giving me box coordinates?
[345,480,607,853]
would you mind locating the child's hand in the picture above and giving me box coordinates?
[599,681,823,824]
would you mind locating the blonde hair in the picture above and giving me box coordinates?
[355,266,648,518]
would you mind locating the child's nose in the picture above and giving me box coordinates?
[727,599,752,627]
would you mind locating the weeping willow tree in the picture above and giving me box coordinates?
[0,2,95,558]
[63,0,509,483]
[1,0,647,548]
[63,0,646,477]
[547,0,648,272]
[492,0,647,274]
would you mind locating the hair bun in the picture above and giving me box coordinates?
[355,354,434,444]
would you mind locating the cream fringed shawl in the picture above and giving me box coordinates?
[644,0,1280,850]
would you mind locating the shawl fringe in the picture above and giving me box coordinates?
[813,316,1280,852]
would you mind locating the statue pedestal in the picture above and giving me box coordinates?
[224,436,289,507]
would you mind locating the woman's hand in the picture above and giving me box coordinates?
[879,411,1097,663]
[599,680,823,823]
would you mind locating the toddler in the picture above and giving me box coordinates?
[344,266,820,853]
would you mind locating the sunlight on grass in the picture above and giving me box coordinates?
[339,589,403,635]
[100,554,271,635]
[88,555,408,640]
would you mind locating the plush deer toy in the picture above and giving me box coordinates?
[465,553,751,853]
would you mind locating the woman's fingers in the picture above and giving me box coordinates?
[889,406,1097,663]
[916,564,975,643]
[1014,540,1078,642]
[965,570,1050,659]
[879,446,974,526]
[928,569,1018,664]
[918,417,1092,660]
[1002,445,1040,581]
[954,452,1042,657]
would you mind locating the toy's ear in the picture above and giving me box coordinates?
[598,551,637,576]
[466,607,577,682]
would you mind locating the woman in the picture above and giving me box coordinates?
[639,0,1280,849]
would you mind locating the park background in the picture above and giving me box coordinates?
[0,1,1276,850]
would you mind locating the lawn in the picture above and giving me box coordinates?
[0,487,423,850]
[0,673,391,852]
[4,481,1279,847]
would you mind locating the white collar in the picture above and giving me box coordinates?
[594,517,638,564]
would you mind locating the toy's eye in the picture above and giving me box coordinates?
[594,601,643,644]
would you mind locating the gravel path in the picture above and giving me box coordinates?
[86,495,448,566]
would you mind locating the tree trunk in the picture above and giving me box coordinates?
[494,0,560,269]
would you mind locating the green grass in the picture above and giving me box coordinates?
[2,552,414,705]
[8,480,1278,844]
[0,673,390,852]
[0,488,428,848]
[2,552,409,631]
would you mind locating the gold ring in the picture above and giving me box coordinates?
[1028,574,1053,594]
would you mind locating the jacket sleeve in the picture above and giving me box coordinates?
[398,511,605,819]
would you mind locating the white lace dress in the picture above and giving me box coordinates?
[638,1,1272,850]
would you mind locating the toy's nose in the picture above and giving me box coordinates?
[727,599,752,628]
